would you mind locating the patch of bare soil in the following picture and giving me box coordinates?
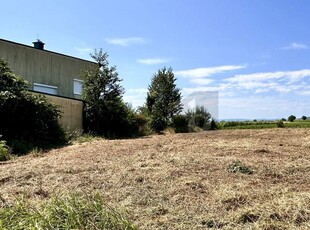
[1,129,310,229]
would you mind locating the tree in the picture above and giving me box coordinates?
[82,49,130,137]
[301,115,307,120]
[0,58,66,154]
[146,67,182,132]
[186,106,212,128]
[288,115,296,122]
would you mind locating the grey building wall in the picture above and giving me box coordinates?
[0,38,96,99]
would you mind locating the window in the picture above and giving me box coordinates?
[74,79,83,95]
[33,83,57,95]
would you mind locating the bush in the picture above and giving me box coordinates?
[0,139,11,161]
[210,118,218,130]
[301,115,307,120]
[126,107,150,137]
[0,93,66,154]
[276,120,285,128]
[0,193,137,230]
[186,106,211,129]
[150,116,167,133]
[172,115,188,133]
[0,58,66,154]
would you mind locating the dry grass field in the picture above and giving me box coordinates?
[0,128,310,229]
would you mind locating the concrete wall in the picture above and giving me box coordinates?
[33,92,83,132]
[0,39,96,99]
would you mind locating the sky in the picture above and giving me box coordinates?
[1,0,310,119]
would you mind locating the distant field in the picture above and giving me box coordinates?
[219,120,310,129]
[0,129,310,229]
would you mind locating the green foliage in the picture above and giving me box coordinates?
[0,139,11,161]
[288,115,296,122]
[0,193,137,230]
[276,120,285,128]
[150,116,167,133]
[0,59,66,154]
[227,160,254,175]
[82,49,139,138]
[172,115,188,133]
[218,121,276,129]
[210,118,218,130]
[128,111,150,137]
[301,115,307,120]
[0,59,29,96]
[186,106,211,129]
[146,67,182,132]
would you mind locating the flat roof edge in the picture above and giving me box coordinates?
[0,38,97,64]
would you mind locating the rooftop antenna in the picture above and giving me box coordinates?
[36,33,41,42]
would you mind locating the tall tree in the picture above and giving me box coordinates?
[146,67,182,132]
[82,49,128,137]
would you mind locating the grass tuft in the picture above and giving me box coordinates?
[0,193,136,230]
[227,160,254,175]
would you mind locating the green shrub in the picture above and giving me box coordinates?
[126,107,150,137]
[150,116,167,133]
[0,139,11,161]
[210,118,218,130]
[228,160,254,175]
[0,193,137,230]
[186,106,211,129]
[276,120,285,128]
[0,59,66,154]
[172,115,188,133]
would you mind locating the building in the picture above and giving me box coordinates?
[0,38,96,131]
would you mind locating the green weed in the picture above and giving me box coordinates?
[0,193,137,230]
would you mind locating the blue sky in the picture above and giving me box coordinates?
[1,0,310,119]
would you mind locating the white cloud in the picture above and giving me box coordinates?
[182,87,219,95]
[75,47,93,54]
[226,69,310,83]
[175,65,246,78]
[105,37,146,46]
[189,78,214,85]
[137,58,170,65]
[123,88,148,108]
[298,91,310,96]
[225,69,310,94]
[255,88,270,94]
[282,42,308,50]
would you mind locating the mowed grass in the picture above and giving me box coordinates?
[0,128,310,229]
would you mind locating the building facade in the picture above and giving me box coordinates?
[0,38,96,131]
